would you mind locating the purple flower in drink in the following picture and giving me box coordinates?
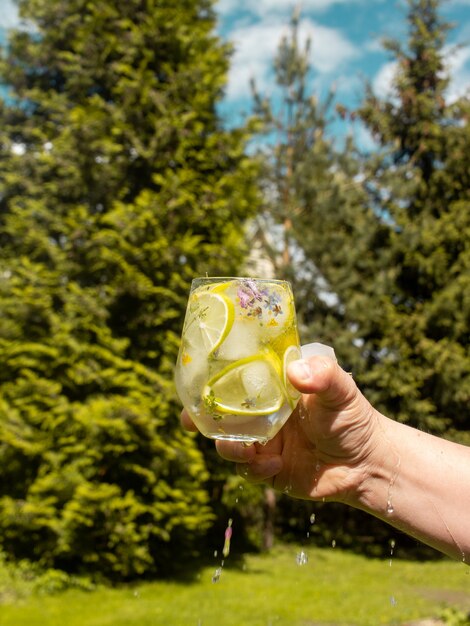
[245,280,265,300]
[237,280,268,310]
[237,286,253,309]
[265,292,283,316]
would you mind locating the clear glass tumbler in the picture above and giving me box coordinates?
[175,277,301,444]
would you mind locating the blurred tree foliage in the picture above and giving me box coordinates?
[248,0,469,551]
[0,0,260,579]
[356,0,470,439]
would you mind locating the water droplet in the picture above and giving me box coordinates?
[306,531,310,538]
[389,538,396,567]
[212,567,222,583]
[214,550,218,558]
[331,539,336,548]
[235,498,239,504]
[386,500,394,514]
[296,551,308,566]
[310,513,316,525]
[297,403,307,420]
[390,596,397,607]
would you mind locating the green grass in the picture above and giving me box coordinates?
[1,544,469,626]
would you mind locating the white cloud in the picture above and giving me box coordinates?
[226,22,280,99]
[371,44,470,102]
[226,17,360,101]
[353,121,377,152]
[446,45,470,101]
[372,60,397,98]
[0,0,20,29]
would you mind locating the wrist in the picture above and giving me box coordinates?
[350,411,401,517]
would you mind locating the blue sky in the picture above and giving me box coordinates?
[215,0,470,141]
[1,0,469,143]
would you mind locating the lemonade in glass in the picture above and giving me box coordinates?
[175,277,301,444]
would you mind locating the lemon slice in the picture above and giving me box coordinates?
[202,353,285,417]
[210,280,235,294]
[183,291,235,356]
[283,345,302,408]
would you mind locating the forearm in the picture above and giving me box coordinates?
[356,413,470,561]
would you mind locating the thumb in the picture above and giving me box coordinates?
[287,356,358,410]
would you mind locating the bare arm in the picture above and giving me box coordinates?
[359,412,470,561]
[183,356,470,561]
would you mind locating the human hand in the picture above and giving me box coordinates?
[181,356,382,506]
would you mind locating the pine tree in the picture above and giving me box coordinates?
[357,0,470,438]
[248,11,376,370]
[0,0,260,579]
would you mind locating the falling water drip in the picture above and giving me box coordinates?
[212,567,222,584]
[331,539,336,548]
[375,413,401,518]
[389,538,396,567]
[310,513,316,525]
[296,550,308,566]
[386,439,401,516]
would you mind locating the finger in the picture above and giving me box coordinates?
[236,455,283,483]
[180,409,198,432]
[215,439,257,463]
[287,356,357,410]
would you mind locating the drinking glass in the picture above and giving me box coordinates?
[175,277,301,444]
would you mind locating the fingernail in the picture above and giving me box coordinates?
[289,359,312,381]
